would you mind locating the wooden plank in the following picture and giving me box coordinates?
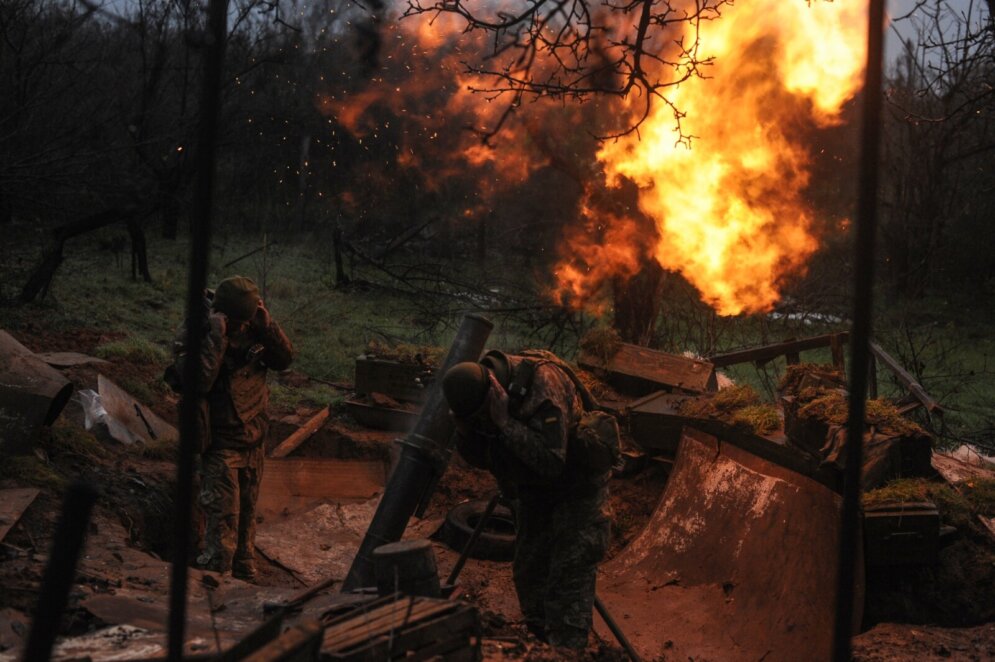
[218,613,285,661]
[707,333,849,368]
[270,407,330,458]
[259,457,386,510]
[0,488,40,543]
[244,620,323,662]
[578,344,717,395]
[33,351,110,368]
[326,605,477,661]
[869,342,943,415]
[323,598,455,648]
[324,600,456,651]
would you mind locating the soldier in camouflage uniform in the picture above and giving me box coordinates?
[171,275,295,581]
[442,351,611,649]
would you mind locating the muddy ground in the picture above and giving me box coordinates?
[1,328,994,660]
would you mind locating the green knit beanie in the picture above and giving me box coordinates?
[442,362,491,418]
[213,275,260,321]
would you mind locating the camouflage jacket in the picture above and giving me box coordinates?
[172,313,294,450]
[455,354,607,498]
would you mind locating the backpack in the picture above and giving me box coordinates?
[510,350,622,473]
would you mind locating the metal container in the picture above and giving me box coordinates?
[863,500,940,566]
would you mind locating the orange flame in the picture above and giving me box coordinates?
[556,0,868,315]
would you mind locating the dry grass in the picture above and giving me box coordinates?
[363,339,444,366]
[863,478,974,529]
[678,385,781,435]
[578,327,623,365]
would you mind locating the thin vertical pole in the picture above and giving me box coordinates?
[168,0,229,659]
[832,1,886,660]
[21,483,97,662]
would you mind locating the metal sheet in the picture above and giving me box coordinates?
[0,331,74,453]
[597,427,859,661]
[97,374,178,444]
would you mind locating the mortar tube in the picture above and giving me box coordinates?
[342,313,494,591]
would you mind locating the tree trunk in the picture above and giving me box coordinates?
[297,135,311,230]
[332,223,350,286]
[611,260,666,346]
[20,209,131,302]
[127,218,152,282]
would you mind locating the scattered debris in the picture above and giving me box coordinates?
[321,594,481,660]
[31,352,110,369]
[0,330,74,454]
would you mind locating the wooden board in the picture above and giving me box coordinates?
[33,351,110,368]
[260,457,387,510]
[578,344,717,396]
[0,488,40,543]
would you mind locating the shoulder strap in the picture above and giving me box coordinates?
[516,350,603,412]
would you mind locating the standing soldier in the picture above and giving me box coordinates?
[441,350,615,649]
[171,275,294,581]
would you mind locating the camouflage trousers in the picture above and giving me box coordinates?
[197,446,264,574]
[513,486,610,649]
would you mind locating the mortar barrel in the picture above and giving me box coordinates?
[342,313,493,591]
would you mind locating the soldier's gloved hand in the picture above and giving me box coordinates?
[486,371,510,429]
[252,300,271,331]
[209,311,227,340]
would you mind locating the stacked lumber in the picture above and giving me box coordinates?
[321,594,480,661]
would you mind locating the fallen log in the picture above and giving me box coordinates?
[270,407,330,458]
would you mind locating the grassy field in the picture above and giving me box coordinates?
[2,225,992,448]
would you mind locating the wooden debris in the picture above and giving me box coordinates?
[32,351,110,368]
[259,458,387,514]
[270,407,330,458]
[932,451,995,543]
[243,620,323,662]
[264,577,339,614]
[707,333,849,368]
[869,342,944,417]
[0,488,40,543]
[321,594,480,661]
[577,343,717,396]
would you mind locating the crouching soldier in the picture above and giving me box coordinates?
[441,350,618,649]
[170,275,294,581]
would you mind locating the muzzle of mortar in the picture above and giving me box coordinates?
[341,313,494,592]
